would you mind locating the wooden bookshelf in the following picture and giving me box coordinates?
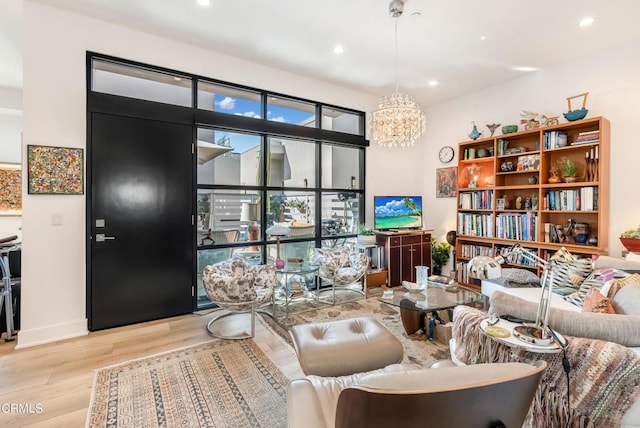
[455,117,609,286]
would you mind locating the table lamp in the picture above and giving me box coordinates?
[266,224,290,269]
[467,244,567,345]
[241,202,260,251]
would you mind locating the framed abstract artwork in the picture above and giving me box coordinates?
[436,167,458,198]
[27,145,84,195]
[0,163,22,215]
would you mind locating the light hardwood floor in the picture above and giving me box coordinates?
[0,312,304,427]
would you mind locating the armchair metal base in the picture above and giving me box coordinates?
[315,281,366,305]
[206,300,276,339]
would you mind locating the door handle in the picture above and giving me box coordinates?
[96,234,116,242]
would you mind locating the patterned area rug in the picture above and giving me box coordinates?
[261,295,451,367]
[87,340,288,428]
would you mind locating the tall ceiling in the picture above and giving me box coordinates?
[2,0,640,107]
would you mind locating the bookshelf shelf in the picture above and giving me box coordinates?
[455,117,609,286]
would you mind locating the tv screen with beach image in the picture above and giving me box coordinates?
[373,196,423,230]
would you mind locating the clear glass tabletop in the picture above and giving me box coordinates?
[378,281,482,312]
[276,261,320,275]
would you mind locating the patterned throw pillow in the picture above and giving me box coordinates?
[564,268,629,307]
[550,257,592,296]
[582,287,615,314]
[501,268,540,286]
[606,273,640,299]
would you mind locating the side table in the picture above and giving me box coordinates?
[275,262,319,315]
[479,318,565,357]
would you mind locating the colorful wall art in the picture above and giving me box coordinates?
[0,163,22,215]
[27,145,84,194]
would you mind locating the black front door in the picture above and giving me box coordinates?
[89,113,193,330]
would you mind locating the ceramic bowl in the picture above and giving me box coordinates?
[502,125,518,134]
[563,108,588,122]
[477,148,489,158]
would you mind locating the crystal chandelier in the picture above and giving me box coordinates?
[370,0,426,148]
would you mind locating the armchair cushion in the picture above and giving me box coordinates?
[313,247,350,278]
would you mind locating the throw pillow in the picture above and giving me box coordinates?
[604,273,640,299]
[626,252,640,262]
[501,268,540,285]
[582,287,615,314]
[563,268,630,307]
[550,257,592,296]
[611,283,640,315]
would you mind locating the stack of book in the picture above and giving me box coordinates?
[543,131,568,149]
[571,130,600,145]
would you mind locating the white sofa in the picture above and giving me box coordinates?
[473,255,640,427]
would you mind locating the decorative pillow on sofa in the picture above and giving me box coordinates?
[582,287,615,314]
[611,283,640,315]
[501,268,540,285]
[564,268,630,307]
[550,257,592,296]
[605,273,640,299]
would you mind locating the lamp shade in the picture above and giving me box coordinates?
[240,203,258,222]
[266,224,290,237]
[467,255,503,280]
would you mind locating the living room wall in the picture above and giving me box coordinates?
[422,39,640,274]
[0,86,22,240]
[21,1,421,347]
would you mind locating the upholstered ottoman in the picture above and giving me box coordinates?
[289,317,404,377]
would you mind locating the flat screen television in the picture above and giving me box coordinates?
[373,196,423,230]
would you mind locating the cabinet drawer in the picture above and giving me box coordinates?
[389,237,402,246]
[400,235,422,245]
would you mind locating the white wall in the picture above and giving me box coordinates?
[423,40,640,274]
[20,1,379,347]
[0,86,22,239]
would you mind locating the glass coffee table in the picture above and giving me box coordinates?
[378,282,483,335]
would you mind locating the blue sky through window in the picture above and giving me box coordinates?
[213,95,314,153]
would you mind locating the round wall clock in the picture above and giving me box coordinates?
[439,146,455,163]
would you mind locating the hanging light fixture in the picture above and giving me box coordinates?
[370,0,426,148]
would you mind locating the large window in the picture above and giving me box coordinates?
[88,54,367,309]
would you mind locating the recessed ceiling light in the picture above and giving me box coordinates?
[411,12,421,17]
[196,0,210,6]
[173,77,182,82]
[429,80,438,87]
[480,35,487,41]
[333,45,344,55]
[513,66,538,72]
[579,16,595,27]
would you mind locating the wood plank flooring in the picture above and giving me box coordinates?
[0,311,304,427]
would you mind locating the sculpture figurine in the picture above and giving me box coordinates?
[516,196,522,210]
[520,110,560,130]
[468,122,482,140]
[486,123,501,137]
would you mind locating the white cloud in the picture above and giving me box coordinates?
[216,96,235,110]
[270,116,287,123]
[234,111,261,119]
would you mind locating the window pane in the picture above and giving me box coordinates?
[197,128,262,186]
[267,96,315,126]
[197,81,262,118]
[91,59,192,107]
[322,107,363,135]
[265,191,315,229]
[196,189,261,246]
[320,191,362,237]
[321,144,362,189]
[267,137,315,187]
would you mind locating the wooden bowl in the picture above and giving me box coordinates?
[620,238,640,252]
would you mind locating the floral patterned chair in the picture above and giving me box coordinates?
[202,258,276,339]
[312,247,369,304]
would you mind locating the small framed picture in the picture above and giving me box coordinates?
[0,163,21,215]
[27,145,84,195]
[436,167,458,198]
[496,197,506,211]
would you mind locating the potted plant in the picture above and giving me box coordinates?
[620,225,640,251]
[357,224,377,246]
[431,238,452,275]
[558,157,578,183]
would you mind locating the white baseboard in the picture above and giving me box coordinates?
[15,319,88,349]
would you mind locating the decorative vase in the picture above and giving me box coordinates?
[468,123,482,140]
[528,176,538,184]
[275,258,285,269]
[563,176,577,183]
[548,173,561,184]
[573,223,590,244]
[432,265,442,275]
